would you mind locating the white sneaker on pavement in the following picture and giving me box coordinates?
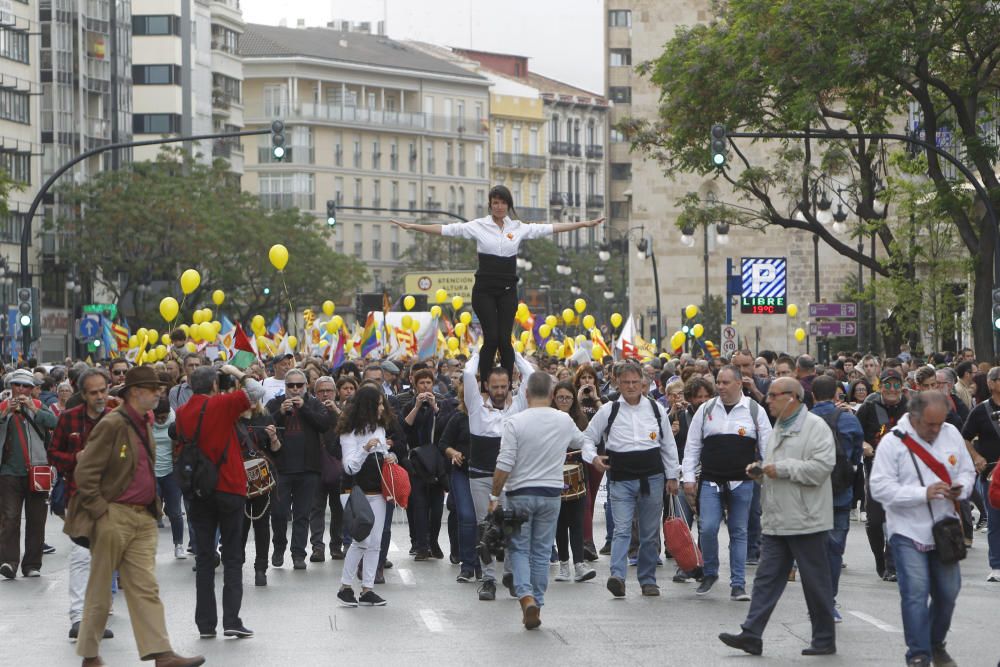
[987,570,1000,582]
[555,561,571,582]
[174,544,187,559]
[574,562,596,582]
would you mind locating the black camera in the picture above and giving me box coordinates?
[476,506,528,565]
[991,410,1000,422]
[218,372,237,392]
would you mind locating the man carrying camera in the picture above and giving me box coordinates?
[959,365,1000,582]
[869,391,974,667]
[488,372,585,629]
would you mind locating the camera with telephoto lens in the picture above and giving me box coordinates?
[991,410,1000,422]
[476,506,528,565]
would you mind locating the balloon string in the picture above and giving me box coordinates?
[280,273,295,337]
[170,294,188,332]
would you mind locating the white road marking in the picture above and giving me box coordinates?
[420,608,443,633]
[849,610,902,633]
[389,539,401,553]
[398,568,415,586]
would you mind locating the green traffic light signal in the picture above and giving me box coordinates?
[271,120,286,161]
[326,200,336,227]
[710,124,727,167]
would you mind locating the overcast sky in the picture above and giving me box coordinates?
[240,0,605,93]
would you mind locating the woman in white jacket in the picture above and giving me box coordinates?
[336,384,396,607]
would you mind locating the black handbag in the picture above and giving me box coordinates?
[343,485,375,542]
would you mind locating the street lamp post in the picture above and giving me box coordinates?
[636,233,661,346]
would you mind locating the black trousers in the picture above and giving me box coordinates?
[270,471,319,560]
[241,493,271,571]
[864,463,895,575]
[0,474,47,574]
[190,491,245,632]
[556,495,585,563]
[741,532,836,648]
[309,484,344,550]
[471,285,518,381]
[409,479,445,551]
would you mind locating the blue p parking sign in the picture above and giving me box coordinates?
[740,258,787,314]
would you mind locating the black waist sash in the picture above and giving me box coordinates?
[468,433,502,478]
[607,448,664,496]
[475,253,517,290]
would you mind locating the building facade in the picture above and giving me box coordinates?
[240,22,491,292]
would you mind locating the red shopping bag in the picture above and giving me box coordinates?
[380,459,411,510]
[663,495,702,572]
[989,466,1000,510]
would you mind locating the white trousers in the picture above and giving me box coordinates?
[68,542,91,624]
[339,493,386,589]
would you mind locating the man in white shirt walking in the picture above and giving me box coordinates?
[582,360,679,598]
[489,372,585,630]
[869,391,974,667]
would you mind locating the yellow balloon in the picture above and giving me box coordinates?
[136,327,148,342]
[202,322,218,343]
[610,312,623,328]
[213,321,222,333]
[185,342,197,353]
[435,289,448,304]
[192,310,204,325]
[562,308,575,325]
[322,300,336,316]
[545,315,557,328]
[451,296,464,311]
[331,315,344,332]
[180,269,201,295]
[403,295,416,311]
[156,345,167,360]
[574,298,587,314]
[128,335,138,349]
[410,319,421,332]
[401,314,414,330]
[575,334,586,344]
[545,339,560,355]
[287,335,298,350]
[159,297,179,323]
[787,303,799,318]
[539,324,552,338]
[252,315,265,331]
[460,312,472,326]
[520,330,531,345]
[430,305,442,318]
[517,303,529,319]
[189,325,203,342]
[455,322,467,337]
[794,327,807,342]
[325,320,336,334]
[513,341,524,353]
[582,314,596,330]
[202,308,213,322]
[670,331,686,350]
[161,333,171,346]
[692,323,704,338]
[179,324,190,335]
[212,290,225,306]
[268,244,289,271]
[319,339,329,348]
[685,304,699,319]
[447,337,459,351]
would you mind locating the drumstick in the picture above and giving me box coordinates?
[249,425,285,430]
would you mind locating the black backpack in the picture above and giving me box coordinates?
[818,410,854,493]
[173,401,228,500]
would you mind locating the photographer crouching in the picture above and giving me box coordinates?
[487,372,585,630]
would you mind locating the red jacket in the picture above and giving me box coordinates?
[175,391,251,496]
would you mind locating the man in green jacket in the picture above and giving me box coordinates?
[0,368,57,579]
[719,377,837,657]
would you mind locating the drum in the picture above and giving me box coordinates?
[561,462,586,502]
[245,458,275,499]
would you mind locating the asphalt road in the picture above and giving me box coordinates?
[4,505,998,667]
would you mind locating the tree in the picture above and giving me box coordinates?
[0,167,23,216]
[44,150,368,325]
[622,0,1000,357]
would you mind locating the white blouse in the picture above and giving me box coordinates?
[440,216,553,257]
[339,427,389,475]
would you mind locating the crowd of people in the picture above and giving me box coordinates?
[0,337,997,666]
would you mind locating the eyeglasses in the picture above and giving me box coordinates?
[285,382,305,388]
[111,370,127,376]
[11,383,33,389]
[882,381,902,389]
[554,395,574,402]
[766,390,793,398]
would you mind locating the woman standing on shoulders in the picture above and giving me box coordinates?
[391,185,603,384]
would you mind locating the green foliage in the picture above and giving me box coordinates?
[0,167,24,217]
[43,149,367,323]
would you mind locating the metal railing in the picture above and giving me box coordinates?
[585,144,604,159]
[493,152,546,169]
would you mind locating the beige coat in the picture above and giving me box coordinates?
[760,406,835,536]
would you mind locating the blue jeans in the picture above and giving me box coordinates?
[890,534,962,662]
[698,480,752,588]
[978,474,1000,569]
[505,494,561,606]
[608,475,664,585]
[449,469,478,570]
[156,473,184,546]
[827,507,851,599]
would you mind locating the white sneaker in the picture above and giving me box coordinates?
[849,509,860,522]
[174,544,187,559]
[987,570,1000,582]
[574,562,596,582]
[555,561,571,581]
[23,569,40,577]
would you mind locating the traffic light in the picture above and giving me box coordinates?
[263,287,271,296]
[270,120,286,161]
[326,200,337,227]
[710,124,727,167]
[993,288,1000,329]
[16,287,32,328]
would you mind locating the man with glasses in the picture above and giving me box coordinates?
[49,367,115,639]
[960,365,1000,582]
[266,368,334,570]
[169,355,202,411]
[857,368,908,581]
[683,365,772,601]
[583,361,679,599]
[108,359,130,391]
[0,369,58,579]
[309,376,344,562]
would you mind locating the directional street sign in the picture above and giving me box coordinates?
[809,321,857,337]
[79,314,100,339]
[808,302,858,318]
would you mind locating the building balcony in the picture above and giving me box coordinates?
[493,152,546,170]
[550,191,570,206]
[549,141,572,156]
[586,144,604,159]
[212,140,243,158]
[259,193,314,211]
[518,206,546,222]
[86,116,110,139]
[257,146,314,164]
[586,194,605,209]
[260,103,428,133]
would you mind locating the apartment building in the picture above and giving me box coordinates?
[131,0,245,172]
[605,1,861,349]
[240,22,491,291]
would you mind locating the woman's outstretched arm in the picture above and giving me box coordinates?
[551,217,605,234]
[389,219,444,235]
